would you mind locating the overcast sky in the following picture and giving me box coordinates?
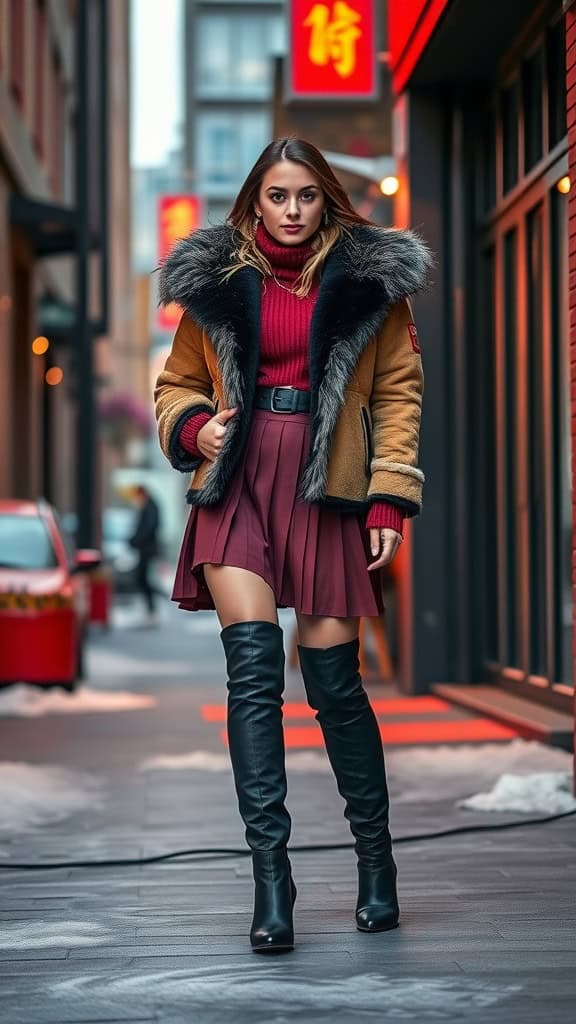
[130,0,183,167]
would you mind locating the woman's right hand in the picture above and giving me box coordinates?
[197,407,238,462]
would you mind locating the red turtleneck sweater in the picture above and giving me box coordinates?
[179,223,404,536]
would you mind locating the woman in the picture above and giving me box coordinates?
[155,138,431,954]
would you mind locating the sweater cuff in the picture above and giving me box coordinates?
[366,501,405,535]
[179,411,213,457]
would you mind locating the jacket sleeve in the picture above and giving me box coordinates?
[154,312,216,472]
[368,297,425,517]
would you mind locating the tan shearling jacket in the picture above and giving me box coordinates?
[154,223,432,517]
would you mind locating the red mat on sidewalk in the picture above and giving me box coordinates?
[201,696,519,747]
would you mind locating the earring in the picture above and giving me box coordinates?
[255,212,262,220]
[323,209,329,226]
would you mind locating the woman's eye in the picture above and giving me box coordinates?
[270,193,285,202]
[301,193,315,201]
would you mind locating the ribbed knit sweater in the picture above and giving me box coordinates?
[179,222,404,536]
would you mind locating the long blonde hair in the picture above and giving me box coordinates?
[222,137,376,298]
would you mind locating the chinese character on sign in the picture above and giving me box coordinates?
[304,2,362,78]
[289,0,375,99]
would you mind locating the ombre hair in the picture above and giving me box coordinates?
[223,137,375,297]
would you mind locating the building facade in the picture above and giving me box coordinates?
[183,0,286,226]
[387,0,573,741]
[0,0,132,545]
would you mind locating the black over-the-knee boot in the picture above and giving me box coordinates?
[221,620,296,953]
[297,637,399,932]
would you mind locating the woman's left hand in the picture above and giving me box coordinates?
[367,528,403,570]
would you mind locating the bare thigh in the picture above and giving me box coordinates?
[295,613,359,649]
[203,564,278,629]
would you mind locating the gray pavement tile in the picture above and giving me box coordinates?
[0,608,574,1023]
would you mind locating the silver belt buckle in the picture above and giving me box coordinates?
[270,386,295,413]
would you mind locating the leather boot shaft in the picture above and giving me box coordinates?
[221,620,292,851]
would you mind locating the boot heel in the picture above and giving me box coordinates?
[250,850,296,954]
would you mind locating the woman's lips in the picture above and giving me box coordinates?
[281,225,304,233]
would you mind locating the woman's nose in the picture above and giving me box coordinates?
[286,198,300,218]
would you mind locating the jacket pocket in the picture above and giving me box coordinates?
[360,406,373,477]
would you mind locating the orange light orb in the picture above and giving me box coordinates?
[557,175,571,194]
[32,336,50,355]
[45,367,64,386]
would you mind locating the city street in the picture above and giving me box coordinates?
[0,597,575,1024]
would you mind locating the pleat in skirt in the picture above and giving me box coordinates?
[172,408,384,617]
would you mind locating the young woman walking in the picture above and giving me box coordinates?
[155,138,431,954]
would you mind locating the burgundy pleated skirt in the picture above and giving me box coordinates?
[172,408,384,617]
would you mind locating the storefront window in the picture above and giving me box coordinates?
[522,47,544,172]
[501,84,519,194]
[547,19,567,150]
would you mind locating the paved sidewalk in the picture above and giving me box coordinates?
[0,599,575,1023]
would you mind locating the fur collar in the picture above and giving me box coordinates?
[159,224,433,504]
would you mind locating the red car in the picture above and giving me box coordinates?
[0,499,100,691]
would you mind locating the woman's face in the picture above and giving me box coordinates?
[254,161,325,245]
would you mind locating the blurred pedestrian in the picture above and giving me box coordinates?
[155,138,431,952]
[129,485,161,625]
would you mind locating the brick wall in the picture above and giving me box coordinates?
[566,1,576,787]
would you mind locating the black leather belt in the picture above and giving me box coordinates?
[254,385,311,413]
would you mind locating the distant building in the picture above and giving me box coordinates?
[183,0,287,225]
[0,0,132,546]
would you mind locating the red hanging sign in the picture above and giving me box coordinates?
[157,196,202,330]
[288,0,377,100]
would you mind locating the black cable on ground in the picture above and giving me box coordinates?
[1,808,574,869]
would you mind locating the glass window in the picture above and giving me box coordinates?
[526,204,547,677]
[479,107,496,213]
[196,14,285,97]
[478,247,498,663]
[501,83,519,194]
[547,19,567,150]
[0,515,58,570]
[550,188,572,684]
[196,111,269,190]
[503,230,519,666]
[523,47,544,171]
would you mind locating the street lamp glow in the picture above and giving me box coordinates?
[45,367,63,386]
[379,176,399,196]
[557,175,571,194]
[32,336,50,355]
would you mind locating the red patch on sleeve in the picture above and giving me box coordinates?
[407,323,421,353]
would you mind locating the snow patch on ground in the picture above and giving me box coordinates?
[139,749,332,773]
[0,762,105,831]
[387,739,573,803]
[0,683,156,717]
[458,771,576,814]
[138,739,576,815]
